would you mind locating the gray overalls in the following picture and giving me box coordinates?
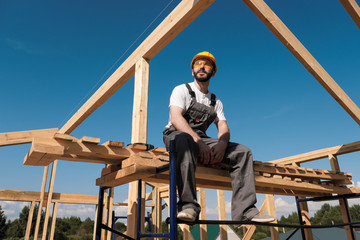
[163,84,259,221]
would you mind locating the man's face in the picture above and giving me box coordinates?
[192,58,215,82]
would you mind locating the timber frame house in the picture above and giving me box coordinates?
[1,0,360,239]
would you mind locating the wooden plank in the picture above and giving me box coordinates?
[217,190,227,240]
[270,140,360,165]
[34,166,49,240]
[128,57,150,238]
[265,194,279,240]
[102,140,125,148]
[242,0,360,126]
[24,137,131,166]
[199,188,207,240]
[53,133,77,141]
[80,136,101,144]
[0,128,58,146]
[49,202,58,240]
[96,164,157,187]
[25,201,36,240]
[131,57,149,144]
[339,198,355,240]
[42,161,58,240]
[298,195,313,240]
[340,0,360,30]
[58,0,215,134]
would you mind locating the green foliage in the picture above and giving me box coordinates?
[1,203,360,239]
[0,206,7,239]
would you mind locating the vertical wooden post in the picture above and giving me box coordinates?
[42,160,58,240]
[34,166,49,240]
[328,154,355,239]
[102,190,109,240]
[265,194,279,240]
[217,190,227,240]
[93,205,98,240]
[198,188,207,240]
[127,57,150,238]
[151,186,162,236]
[49,202,58,240]
[107,188,114,240]
[25,201,36,240]
[298,197,313,240]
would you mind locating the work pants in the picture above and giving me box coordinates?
[163,131,259,221]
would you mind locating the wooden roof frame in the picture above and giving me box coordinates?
[59,0,360,134]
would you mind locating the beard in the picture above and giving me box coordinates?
[193,69,213,82]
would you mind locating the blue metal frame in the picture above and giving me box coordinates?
[295,193,360,240]
[95,140,177,240]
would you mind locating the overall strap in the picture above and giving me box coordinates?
[211,93,216,107]
[185,83,196,100]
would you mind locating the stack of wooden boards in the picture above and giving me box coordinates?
[24,134,360,197]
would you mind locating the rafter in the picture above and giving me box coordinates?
[59,0,215,134]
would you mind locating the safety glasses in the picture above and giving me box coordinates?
[193,60,213,70]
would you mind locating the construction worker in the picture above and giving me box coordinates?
[163,51,275,223]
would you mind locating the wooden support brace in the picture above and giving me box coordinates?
[340,0,360,30]
[0,128,58,146]
[242,0,360,126]
[50,202,59,240]
[34,166,49,240]
[265,194,279,240]
[217,190,227,240]
[59,0,215,134]
[198,188,207,240]
[25,201,36,240]
[42,160,58,240]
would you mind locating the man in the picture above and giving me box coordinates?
[163,51,274,223]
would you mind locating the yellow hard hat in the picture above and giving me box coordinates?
[191,51,217,74]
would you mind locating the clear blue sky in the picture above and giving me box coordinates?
[1,0,360,220]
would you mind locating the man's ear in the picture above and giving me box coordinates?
[192,70,194,76]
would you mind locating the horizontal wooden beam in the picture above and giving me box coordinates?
[270,140,360,165]
[242,0,360,126]
[0,189,98,204]
[59,0,215,134]
[340,0,360,30]
[0,128,58,147]
[24,137,131,166]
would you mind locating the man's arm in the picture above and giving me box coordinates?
[170,105,214,164]
[211,120,230,164]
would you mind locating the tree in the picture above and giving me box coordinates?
[0,206,7,239]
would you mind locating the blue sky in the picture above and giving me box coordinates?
[1,0,360,221]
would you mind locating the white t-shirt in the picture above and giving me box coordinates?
[165,82,226,129]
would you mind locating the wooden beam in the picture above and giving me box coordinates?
[340,0,360,30]
[59,0,215,134]
[42,161,58,240]
[24,137,130,166]
[265,194,279,240]
[0,128,58,146]
[217,190,227,240]
[50,202,59,240]
[199,188,207,240]
[34,166,49,240]
[242,0,360,126]
[270,140,360,165]
[131,57,149,144]
[25,201,35,240]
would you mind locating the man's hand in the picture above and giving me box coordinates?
[197,140,214,165]
[210,141,227,164]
